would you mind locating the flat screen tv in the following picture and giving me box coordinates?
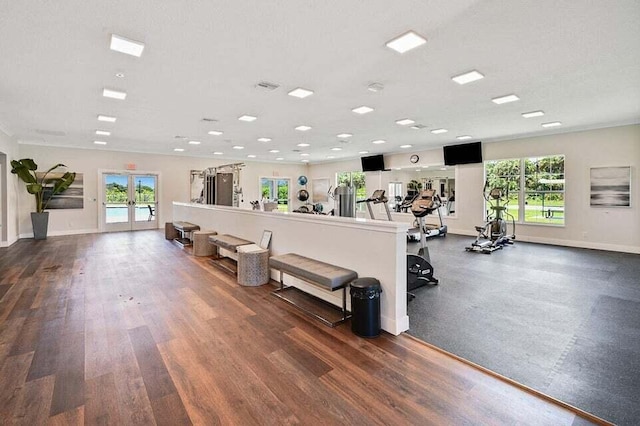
[361,154,386,172]
[443,141,483,166]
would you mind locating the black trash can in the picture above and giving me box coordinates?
[350,278,382,338]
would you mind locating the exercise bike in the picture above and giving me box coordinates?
[466,181,516,254]
[407,189,439,300]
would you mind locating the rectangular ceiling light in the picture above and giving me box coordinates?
[95,130,111,136]
[522,110,545,118]
[396,118,415,126]
[385,31,427,54]
[492,94,520,104]
[208,130,223,136]
[174,148,184,152]
[287,87,314,98]
[431,128,448,134]
[352,106,374,114]
[542,121,562,128]
[103,88,127,100]
[238,115,257,122]
[93,141,107,145]
[400,144,413,148]
[97,114,117,122]
[295,125,312,131]
[110,34,145,57]
[257,137,272,142]
[372,139,386,144]
[188,140,201,145]
[452,70,485,85]
[457,135,473,140]
[337,133,352,138]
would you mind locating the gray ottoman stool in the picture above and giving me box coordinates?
[237,244,270,286]
[193,230,218,256]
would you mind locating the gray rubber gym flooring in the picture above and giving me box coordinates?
[407,234,640,426]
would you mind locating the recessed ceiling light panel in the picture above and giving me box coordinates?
[337,133,352,138]
[232,145,245,150]
[110,34,145,57]
[188,141,201,145]
[372,139,386,144]
[451,70,485,85]
[385,30,427,54]
[431,128,448,134]
[208,130,223,136]
[247,154,257,158]
[300,153,310,157]
[352,106,374,114]
[522,110,545,118]
[396,118,415,126]
[400,144,412,148]
[103,88,127,100]
[258,137,272,142]
[542,121,562,128]
[269,149,279,153]
[238,115,257,122]
[492,94,520,104]
[97,115,117,122]
[297,143,310,147]
[93,141,107,145]
[276,157,284,161]
[330,147,342,151]
[287,87,314,98]
[411,124,427,130]
[359,150,369,154]
[456,135,473,140]
[295,125,312,131]
[213,151,224,155]
[174,148,184,152]
[95,130,111,136]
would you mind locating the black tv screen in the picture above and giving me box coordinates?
[443,141,483,165]
[361,154,385,172]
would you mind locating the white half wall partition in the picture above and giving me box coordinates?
[173,202,410,335]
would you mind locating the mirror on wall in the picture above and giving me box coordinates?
[382,165,456,216]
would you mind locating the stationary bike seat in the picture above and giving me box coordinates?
[410,189,437,218]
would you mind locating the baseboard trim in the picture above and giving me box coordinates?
[19,228,101,239]
[0,236,19,247]
[447,229,639,254]
[402,334,614,426]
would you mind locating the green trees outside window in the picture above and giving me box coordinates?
[485,155,565,225]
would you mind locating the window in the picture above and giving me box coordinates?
[260,178,290,212]
[485,155,564,225]
[337,171,366,212]
[388,182,402,210]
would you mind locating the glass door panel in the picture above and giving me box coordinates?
[102,173,158,232]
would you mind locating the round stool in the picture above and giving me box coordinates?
[237,246,270,286]
[192,231,217,256]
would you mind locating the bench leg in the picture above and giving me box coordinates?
[342,287,347,321]
[280,270,284,291]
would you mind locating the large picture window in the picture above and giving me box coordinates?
[485,155,565,225]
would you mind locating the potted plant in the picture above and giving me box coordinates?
[10,158,76,240]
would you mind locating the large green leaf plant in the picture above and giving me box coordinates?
[10,158,76,213]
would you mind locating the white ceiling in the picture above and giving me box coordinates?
[0,0,638,164]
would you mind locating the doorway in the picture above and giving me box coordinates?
[101,172,158,232]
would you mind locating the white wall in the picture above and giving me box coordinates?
[0,128,19,246]
[16,145,308,237]
[308,125,640,253]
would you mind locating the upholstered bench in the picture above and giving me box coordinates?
[269,253,358,327]
[173,221,200,247]
[208,234,254,275]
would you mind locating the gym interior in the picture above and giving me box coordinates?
[1,2,639,425]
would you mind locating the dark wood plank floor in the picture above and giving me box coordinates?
[0,231,605,425]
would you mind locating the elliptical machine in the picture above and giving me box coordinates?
[407,189,439,299]
[466,181,516,254]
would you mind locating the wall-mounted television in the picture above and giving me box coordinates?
[443,141,483,166]
[361,154,386,172]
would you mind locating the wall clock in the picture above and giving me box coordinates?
[410,154,420,164]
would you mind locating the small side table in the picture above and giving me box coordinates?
[237,244,270,286]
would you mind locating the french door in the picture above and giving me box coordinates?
[102,173,158,232]
[260,177,290,212]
